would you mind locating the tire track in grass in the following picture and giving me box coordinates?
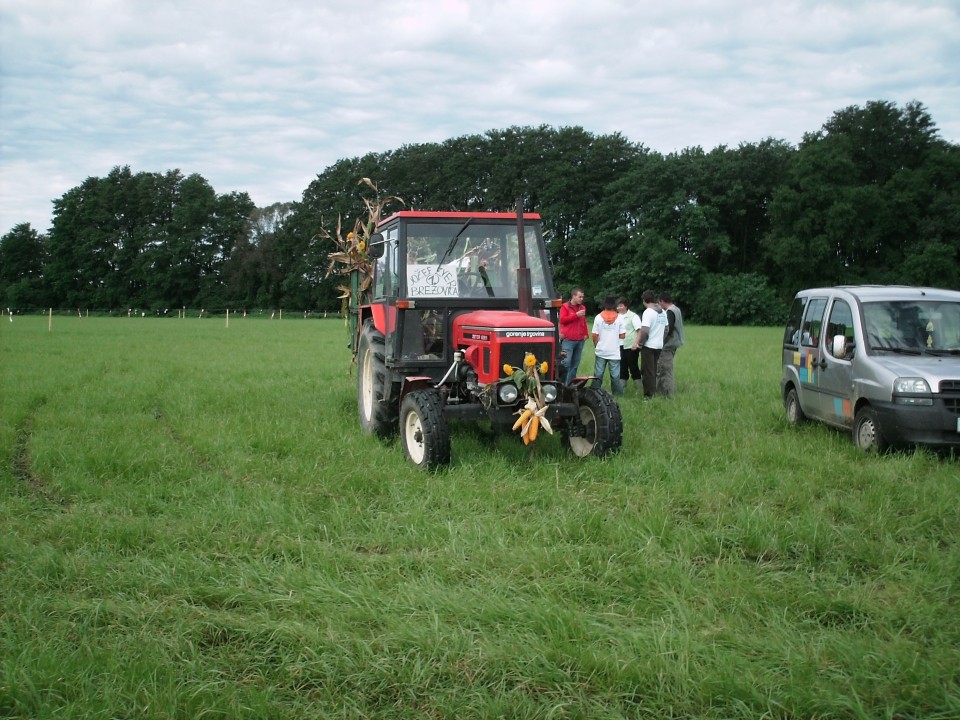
[151,403,214,473]
[12,401,68,508]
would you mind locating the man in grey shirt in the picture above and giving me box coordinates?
[656,292,685,397]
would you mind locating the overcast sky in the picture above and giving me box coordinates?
[1,0,957,236]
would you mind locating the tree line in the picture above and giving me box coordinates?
[2,100,957,324]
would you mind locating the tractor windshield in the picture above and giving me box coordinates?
[404,222,550,300]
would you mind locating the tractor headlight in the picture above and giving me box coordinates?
[498,383,519,404]
[541,382,559,403]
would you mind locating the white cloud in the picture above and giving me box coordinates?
[2,0,958,235]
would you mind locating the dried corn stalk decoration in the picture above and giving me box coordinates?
[503,353,554,446]
[318,178,403,317]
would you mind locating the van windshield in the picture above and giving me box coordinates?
[863,300,960,353]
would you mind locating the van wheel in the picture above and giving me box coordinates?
[784,387,805,425]
[854,406,888,453]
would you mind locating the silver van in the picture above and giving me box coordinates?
[781,285,960,452]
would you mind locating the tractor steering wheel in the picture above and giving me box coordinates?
[459,271,492,297]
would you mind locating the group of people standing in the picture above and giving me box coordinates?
[559,288,684,399]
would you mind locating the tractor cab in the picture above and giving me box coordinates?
[360,211,560,372]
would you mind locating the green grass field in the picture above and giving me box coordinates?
[1,316,958,719]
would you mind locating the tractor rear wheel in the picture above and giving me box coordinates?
[400,390,451,470]
[357,319,399,438]
[563,388,623,458]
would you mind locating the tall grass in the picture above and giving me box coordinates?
[1,316,958,719]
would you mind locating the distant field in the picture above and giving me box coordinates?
[2,316,958,719]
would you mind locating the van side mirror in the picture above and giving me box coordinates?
[366,233,385,259]
[832,334,853,358]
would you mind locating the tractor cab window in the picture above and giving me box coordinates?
[374,227,399,297]
[403,222,550,300]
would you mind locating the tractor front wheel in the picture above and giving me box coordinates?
[400,390,451,470]
[564,388,623,458]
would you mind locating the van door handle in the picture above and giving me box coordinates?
[815,358,828,369]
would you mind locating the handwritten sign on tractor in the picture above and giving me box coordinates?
[408,264,458,297]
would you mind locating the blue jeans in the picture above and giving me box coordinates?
[560,338,585,385]
[592,356,624,395]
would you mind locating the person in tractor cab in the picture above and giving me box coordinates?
[560,287,589,384]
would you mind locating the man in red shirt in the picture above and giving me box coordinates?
[559,287,589,384]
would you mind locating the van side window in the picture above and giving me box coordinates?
[826,299,855,358]
[801,298,827,348]
[784,296,807,346]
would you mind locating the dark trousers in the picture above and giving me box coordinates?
[620,346,641,381]
[640,346,661,397]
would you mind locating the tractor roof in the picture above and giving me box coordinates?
[378,210,542,227]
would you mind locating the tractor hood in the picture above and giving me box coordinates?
[454,310,555,339]
[453,310,558,385]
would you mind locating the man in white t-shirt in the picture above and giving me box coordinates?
[591,296,626,396]
[638,289,667,398]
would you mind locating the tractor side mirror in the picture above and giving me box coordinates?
[366,233,385,259]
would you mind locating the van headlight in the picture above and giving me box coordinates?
[894,377,934,406]
[894,377,931,394]
[540,382,559,403]
[498,383,519,404]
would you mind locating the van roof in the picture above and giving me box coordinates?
[796,285,960,302]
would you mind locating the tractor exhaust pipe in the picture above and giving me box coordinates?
[515,197,535,317]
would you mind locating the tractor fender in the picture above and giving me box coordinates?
[399,376,435,404]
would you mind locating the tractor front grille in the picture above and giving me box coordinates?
[500,342,555,379]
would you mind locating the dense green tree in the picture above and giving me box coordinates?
[222,202,294,309]
[0,223,49,308]
[569,149,711,310]
[46,167,253,309]
[766,100,959,295]
[695,139,793,276]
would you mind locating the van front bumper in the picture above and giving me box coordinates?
[872,399,960,449]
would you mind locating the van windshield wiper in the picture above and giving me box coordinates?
[436,219,474,270]
[923,347,960,356]
[872,346,922,355]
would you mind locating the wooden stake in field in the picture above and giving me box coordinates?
[48,308,52,332]
[226,308,230,328]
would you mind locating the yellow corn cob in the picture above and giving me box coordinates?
[512,408,533,431]
[528,415,540,442]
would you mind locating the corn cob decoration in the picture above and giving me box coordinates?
[502,352,554,446]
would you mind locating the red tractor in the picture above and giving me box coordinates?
[351,207,622,468]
